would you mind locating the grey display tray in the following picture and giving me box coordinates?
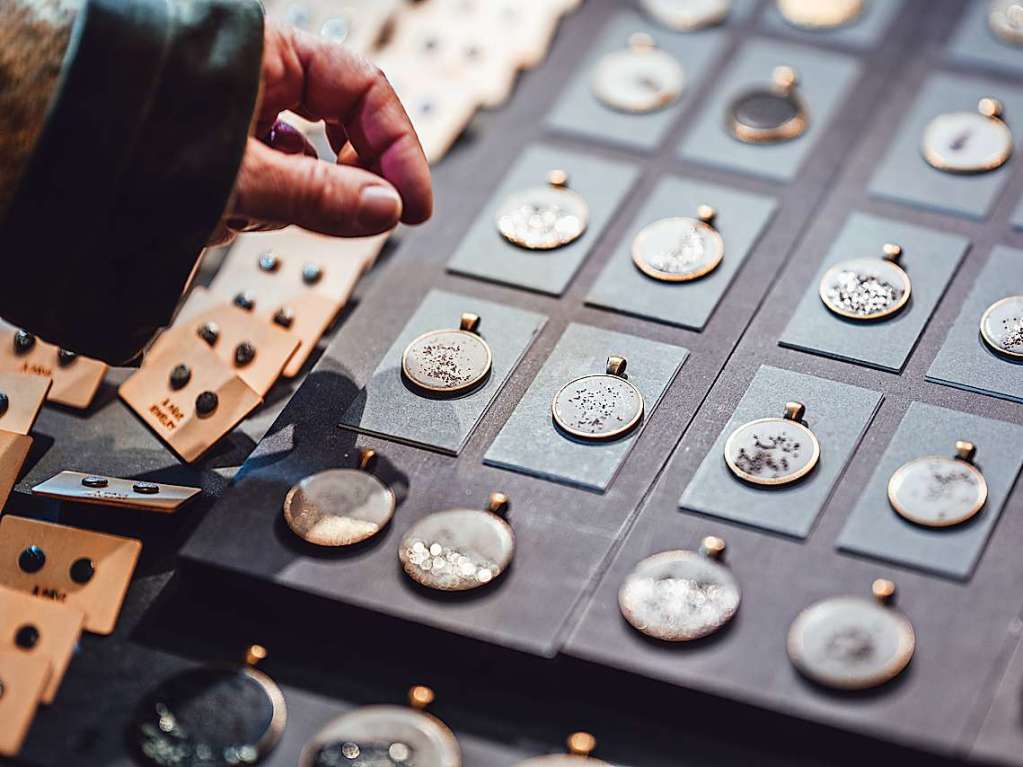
[32,0,1021,765]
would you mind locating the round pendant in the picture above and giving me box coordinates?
[133,646,286,767]
[631,205,724,282]
[989,0,1023,45]
[639,0,731,30]
[551,356,644,441]
[777,0,863,29]
[788,580,915,691]
[514,733,608,767]
[496,170,589,251]
[283,449,396,547]
[724,402,820,486]
[591,33,685,114]
[980,295,1023,358]
[819,243,911,321]
[619,536,740,642]
[300,687,460,767]
[727,66,808,144]
[922,98,1013,174]
[399,494,514,592]
[402,313,493,396]
[888,441,988,528]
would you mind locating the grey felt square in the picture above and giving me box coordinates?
[677,39,861,182]
[837,402,1023,580]
[761,0,903,49]
[485,323,688,492]
[339,289,546,454]
[779,212,969,373]
[927,245,1023,404]
[446,144,639,295]
[947,0,1023,76]
[679,365,883,538]
[1013,195,1023,229]
[869,72,1023,219]
[546,9,731,152]
[585,174,776,330]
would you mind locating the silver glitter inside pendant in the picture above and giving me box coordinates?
[591,33,685,114]
[632,206,723,282]
[980,295,1023,358]
[888,441,987,528]
[551,356,644,441]
[724,402,820,486]
[496,170,589,251]
[819,244,911,321]
[402,314,493,396]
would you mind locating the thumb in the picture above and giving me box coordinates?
[231,138,403,237]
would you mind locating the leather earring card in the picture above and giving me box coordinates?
[0,649,50,757]
[0,324,108,410]
[0,373,51,436]
[31,471,201,514]
[0,432,33,511]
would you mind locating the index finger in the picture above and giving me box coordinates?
[263,24,433,225]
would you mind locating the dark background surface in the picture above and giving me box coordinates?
[6,0,1023,764]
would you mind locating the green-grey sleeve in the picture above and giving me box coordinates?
[0,0,265,365]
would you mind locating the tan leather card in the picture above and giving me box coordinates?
[0,324,108,410]
[0,431,33,511]
[0,585,84,702]
[0,516,141,635]
[31,471,201,514]
[0,373,51,436]
[0,649,50,756]
[119,342,262,464]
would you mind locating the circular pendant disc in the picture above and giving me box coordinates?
[728,89,806,143]
[777,0,863,29]
[990,0,1023,45]
[788,596,915,690]
[515,757,610,767]
[592,47,685,114]
[888,456,988,528]
[399,509,515,592]
[819,257,911,320]
[632,217,724,282]
[283,469,396,546]
[724,417,820,486]
[639,0,731,30]
[496,186,589,250]
[300,705,461,767]
[619,550,741,641]
[402,329,493,395]
[922,111,1013,173]
[552,373,645,441]
[980,295,1023,358]
[133,667,286,767]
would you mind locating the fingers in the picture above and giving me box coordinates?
[232,138,403,237]
[261,23,433,226]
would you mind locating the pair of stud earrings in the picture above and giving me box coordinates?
[81,475,161,496]
[13,330,78,366]
[17,544,95,584]
[166,364,220,418]
[194,321,258,368]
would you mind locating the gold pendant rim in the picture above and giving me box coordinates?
[631,217,725,282]
[887,456,988,528]
[401,328,494,395]
[723,416,821,486]
[818,259,912,321]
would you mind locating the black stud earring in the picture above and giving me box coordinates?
[234,342,256,367]
[57,348,78,366]
[81,475,109,488]
[18,545,45,574]
[195,391,219,417]
[233,292,256,311]
[13,330,35,355]
[257,251,280,272]
[133,482,160,495]
[15,624,39,650]
[273,307,294,329]
[0,391,9,417]
[197,322,220,346]
[301,263,323,285]
[169,364,192,391]
[69,557,95,584]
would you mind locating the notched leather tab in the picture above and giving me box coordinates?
[0,432,33,510]
[0,324,108,410]
[0,516,141,635]
[32,470,201,513]
[119,341,261,463]
[0,649,50,757]
[0,373,52,436]
[0,585,84,702]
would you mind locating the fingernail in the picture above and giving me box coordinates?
[358,186,402,230]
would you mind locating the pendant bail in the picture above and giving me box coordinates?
[567,732,596,757]
[358,447,377,471]
[628,31,655,52]
[409,685,435,710]
[979,97,1004,119]
[783,401,806,422]
[606,356,628,377]
[486,492,510,517]
[700,536,726,560]
[460,313,481,333]
[955,440,977,464]
[872,579,896,606]
[882,243,903,263]
[245,644,268,667]
[547,169,569,188]
[773,65,797,94]
[697,204,717,226]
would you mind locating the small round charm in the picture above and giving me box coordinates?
[989,0,1023,45]
[257,250,280,272]
[922,98,1013,174]
[980,294,1023,358]
[401,313,493,396]
[299,686,461,767]
[591,33,685,114]
[639,0,731,31]
[399,493,514,592]
[283,449,396,547]
[619,536,740,642]
[724,401,820,486]
[496,170,589,251]
[13,330,35,355]
[132,645,287,767]
[631,204,724,282]
[888,441,988,528]
[777,0,863,29]
[819,243,911,321]
[551,356,645,441]
[788,580,915,690]
[726,65,808,144]
[514,733,609,766]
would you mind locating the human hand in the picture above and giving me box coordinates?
[217,21,433,242]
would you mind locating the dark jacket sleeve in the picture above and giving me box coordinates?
[0,0,264,365]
